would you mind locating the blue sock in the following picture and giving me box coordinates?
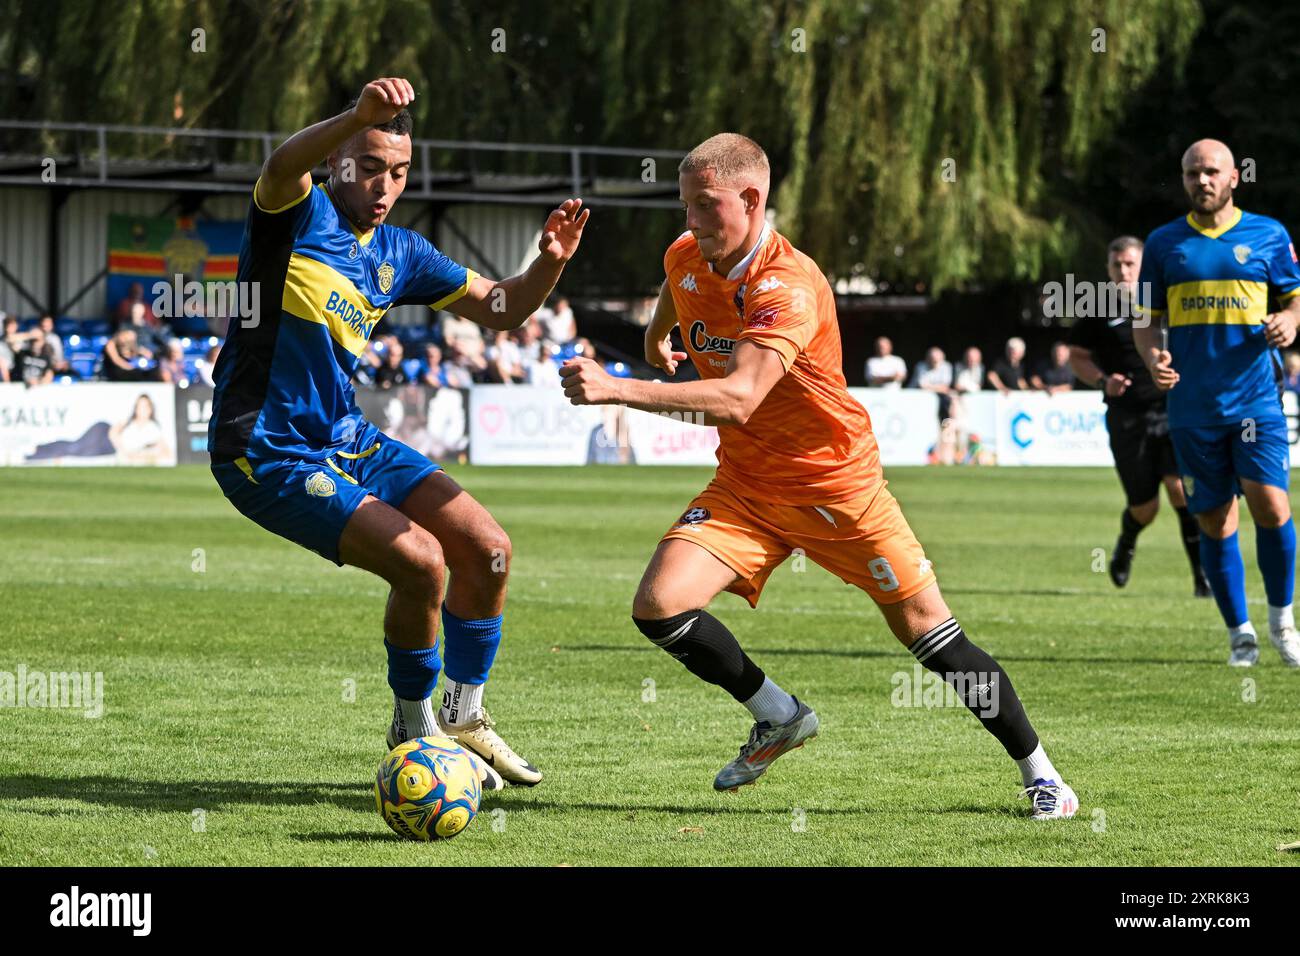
[1199,531,1250,628]
[1255,518,1296,609]
[384,638,442,700]
[441,606,502,684]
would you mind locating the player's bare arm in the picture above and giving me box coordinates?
[644,281,687,375]
[446,199,590,332]
[258,77,415,211]
[560,338,787,426]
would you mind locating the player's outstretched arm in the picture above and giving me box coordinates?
[447,200,590,332]
[257,78,415,211]
[559,339,786,427]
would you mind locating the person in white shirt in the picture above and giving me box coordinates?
[865,335,907,388]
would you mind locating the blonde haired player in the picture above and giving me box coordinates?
[560,133,1077,818]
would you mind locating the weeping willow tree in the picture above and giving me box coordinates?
[0,0,1201,291]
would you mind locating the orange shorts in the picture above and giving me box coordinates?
[661,480,936,608]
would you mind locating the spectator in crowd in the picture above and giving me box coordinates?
[198,343,221,388]
[440,312,488,365]
[865,335,907,388]
[1285,350,1300,395]
[1032,341,1076,394]
[124,301,166,354]
[373,335,411,389]
[14,325,56,386]
[988,336,1028,393]
[954,346,984,395]
[102,327,157,382]
[38,315,68,374]
[541,296,577,346]
[910,346,955,420]
[113,282,158,330]
[0,313,16,382]
[443,338,486,386]
[421,343,447,388]
[489,329,527,384]
[157,339,189,385]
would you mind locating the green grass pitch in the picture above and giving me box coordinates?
[1,464,1297,866]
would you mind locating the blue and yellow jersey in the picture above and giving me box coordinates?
[1136,208,1300,427]
[208,180,475,462]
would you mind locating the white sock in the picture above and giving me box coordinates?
[440,679,484,728]
[1016,743,1060,788]
[1268,604,1294,633]
[1230,621,1257,643]
[393,694,437,740]
[743,677,798,725]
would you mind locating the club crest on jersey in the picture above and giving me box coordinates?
[1233,244,1251,265]
[679,506,710,524]
[688,319,735,355]
[378,261,395,294]
[678,273,698,293]
[305,471,337,498]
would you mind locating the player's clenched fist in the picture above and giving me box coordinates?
[1146,349,1180,391]
[559,356,618,405]
[1263,310,1298,349]
[352,78,416,126]
[646,335,688,376]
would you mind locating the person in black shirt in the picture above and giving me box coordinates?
[1068,235,1209,596]
[988,337,1028,392]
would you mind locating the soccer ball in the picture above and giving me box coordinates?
[375,736,482,840]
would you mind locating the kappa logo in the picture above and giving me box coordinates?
[378,261,395,294]
[678,273,699,293]
[1233,244,1252,265]
[305,471,337,498]
[679,506,710,524]
[753,275,787,294]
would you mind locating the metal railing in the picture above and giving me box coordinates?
[0,120,687,208]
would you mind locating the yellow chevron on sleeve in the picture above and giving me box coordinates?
[282,252,387,356]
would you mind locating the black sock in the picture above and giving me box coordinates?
[1174,505,1204,575]
[910,618,1038,760]
[1119,508,1145,548]
[633,610,766,702]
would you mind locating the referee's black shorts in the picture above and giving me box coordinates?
[1106,405,1179,506]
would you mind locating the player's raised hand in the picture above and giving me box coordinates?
[539,199,590,264]
[1263,310,1298,348]
[352,78,416,126]
[646,335,688,376]
[1147,350,1179,391]
[559,356,618,405]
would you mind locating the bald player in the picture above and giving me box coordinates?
[560,134,1077,819]
[1135,139,1300,667]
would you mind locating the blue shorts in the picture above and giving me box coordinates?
[212,420,439,565]
[1169,416,1290,515]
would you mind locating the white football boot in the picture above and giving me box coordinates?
[386,702,505,791]
[1268,625,1300,668]
[1021,779,1079,820]
[436,708,542,786]
[1228,631,1260,668]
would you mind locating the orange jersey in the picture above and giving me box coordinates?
[664,226,880,505]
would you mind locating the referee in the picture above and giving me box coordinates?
[1068,236,1209,596]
